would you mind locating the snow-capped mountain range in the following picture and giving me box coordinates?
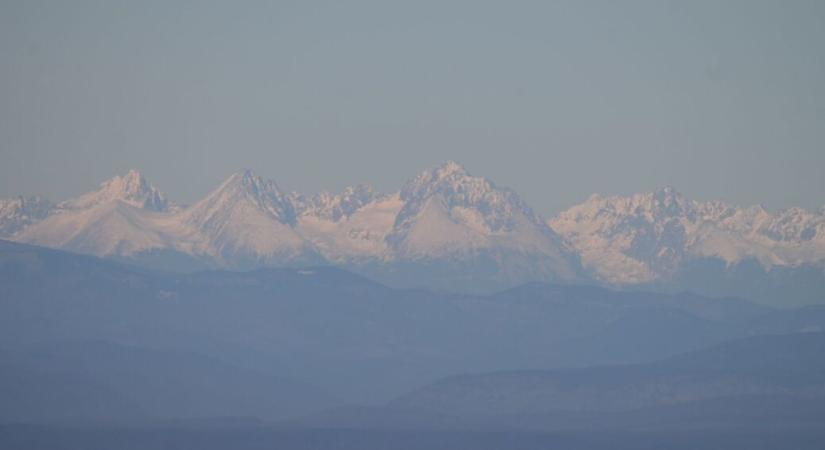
[549,187,825,285]
[1,162,824,301]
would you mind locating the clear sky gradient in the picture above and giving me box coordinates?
[1,0,823,215]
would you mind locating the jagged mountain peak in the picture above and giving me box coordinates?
[10,172,182,257]
[651,185,687,205]
[183,170,296,227]
[550,187,825,284]
[398,161,540,232]
[433,160,469,178]
[223,169,284,195]
[176,170,314,266]
[104,169,151,195]
[613,186,690,215]
[0,195,54,236]
[340,183,378,198]
[123,168,142,182]
[755,206,825,242]
[58,170,174,212]
[291,184,382,221]
[386,162,579,285]
[564,186,695,223]
[229,167,265,183]
[403,161,472,192]
[0,195,52,211]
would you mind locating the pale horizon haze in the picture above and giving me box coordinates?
[1,1,823,215]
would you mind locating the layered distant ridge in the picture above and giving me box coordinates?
[2,163,824,302]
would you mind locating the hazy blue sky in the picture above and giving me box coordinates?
[1,0,823,215]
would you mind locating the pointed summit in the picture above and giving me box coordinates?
[399,161,538,233]
[13,171,181,257]
[386,162,579,286]
[221,169,261,188]
[226,168,269,188]
[434,160,469,178]
[178,170,314,267]
[193,169,294,224]
[405,161,470,191]
[59,170,174,212]
[122,168,143,183]
[402,161,483,200]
